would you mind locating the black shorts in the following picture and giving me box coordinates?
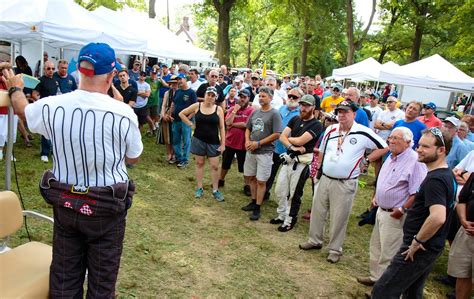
[222,146,246,172]
[133,107,149,125]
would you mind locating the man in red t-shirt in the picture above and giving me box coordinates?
[417,102,442,128]
[219,89,254,192]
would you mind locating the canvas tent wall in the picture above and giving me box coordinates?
[92,7,214,62]
[332,57,382,82]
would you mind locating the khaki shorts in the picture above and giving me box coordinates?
[243,151,273,182]
[447,227,474,279]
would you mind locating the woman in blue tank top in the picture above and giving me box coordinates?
[179,87,226,201]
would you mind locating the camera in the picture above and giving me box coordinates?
[279,152,297,165]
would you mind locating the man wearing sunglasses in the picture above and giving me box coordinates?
[196,69,225,109]
[372,127,456,298]
[320,82,344,113]
[32,60,60,162]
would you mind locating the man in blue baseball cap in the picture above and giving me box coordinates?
[2,42,143,298]
[417,101,442,128]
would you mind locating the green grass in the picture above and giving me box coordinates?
[1,134,451,298]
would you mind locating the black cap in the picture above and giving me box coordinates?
[140,71,147,76]
[334,101,358,114]
[238,89,250,97]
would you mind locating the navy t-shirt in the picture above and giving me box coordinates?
[53,73,77,94]
[35,76,58,98]
[172,88,197,119]
[403,168,456,252]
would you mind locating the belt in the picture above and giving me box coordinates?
[380,207,394,212]
[323,174,358,181]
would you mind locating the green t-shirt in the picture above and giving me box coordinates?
[145,78,161,106]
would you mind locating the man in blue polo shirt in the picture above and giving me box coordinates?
[442,116,469,169]
[393,101,427,149]
[345,87,369,127]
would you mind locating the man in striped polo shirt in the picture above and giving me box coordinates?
[3,42,143,298]
[357,127,427,287]
[299,101,388,263]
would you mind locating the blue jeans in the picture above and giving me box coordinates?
[40,135,51,156]
[372,243,442,299]
[172,121,191,163]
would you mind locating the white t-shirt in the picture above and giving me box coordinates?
[320,123,387,179]
[25,90,143,186]
[365,104,383,130]
[135,81,151,108]
[455,150,474,172]
[376,108,405,140]
[187,80,203,91]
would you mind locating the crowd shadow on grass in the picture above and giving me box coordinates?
[2,135,451,298]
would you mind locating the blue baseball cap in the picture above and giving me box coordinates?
[78,42,116,76]
[177,73,186,79]
[423,102,436,110]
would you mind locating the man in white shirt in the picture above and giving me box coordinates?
[252,77,284,110]
[374,96,405,141]
[187,68,202,91]
[3,42,143,298]
[365,92,383,130]
[135,71,155,132]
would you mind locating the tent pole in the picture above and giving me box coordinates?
[40,39,44,77]
[142,53,146,72]
[60,48,64,60]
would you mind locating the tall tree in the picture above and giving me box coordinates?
[149,0,156,18]
[212,0,237,66]
[409,0,428,62]
[346,0,376,65]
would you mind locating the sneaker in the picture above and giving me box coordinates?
[168,158,177,164]
[212,190,224,202]
[126,164,134,169]
[218,179,225,187]
[278,219,297,232]
[249,209,260,221]
[195,188,204,199]
[269,217,284,225]
[299,242,322,251]
[327,252,340,263]
[40,155,49,163]
[11,156,17,162]
[241,201,257,211]
[243,185,251,196]
[357,277,376,286]
[177,161,189,168]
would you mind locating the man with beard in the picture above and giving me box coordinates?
[372,128,456,298]
[270,94,323,232]
[115,69,137,107]
[218,89,254,191]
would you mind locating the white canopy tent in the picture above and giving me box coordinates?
[379,54,474,92]
[0,0,147,54]
[332,57,382,82]
[92,7,214,62]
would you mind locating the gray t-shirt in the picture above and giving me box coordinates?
[246,108,282,154]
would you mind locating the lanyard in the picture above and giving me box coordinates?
[337,129,349,155]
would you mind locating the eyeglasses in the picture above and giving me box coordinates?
[387,100,396,103]
[46,67,55,70]
[251,77,259,80]
[287,94,299,100]
[210,75,218,78]
[429,127,445,147]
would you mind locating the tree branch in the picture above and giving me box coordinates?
[251,27,278,65]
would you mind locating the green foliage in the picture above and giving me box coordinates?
[75,0,146,11]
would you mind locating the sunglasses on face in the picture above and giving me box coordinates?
[210,75,218,78]
[46,67,55,71]
[287,94,299,100]
[251,77,259,80]
[429,127,445,147]
[387,100,396,103]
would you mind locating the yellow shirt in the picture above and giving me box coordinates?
[321,96,344,113]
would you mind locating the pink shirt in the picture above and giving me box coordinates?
[417,115,442,128]
[225,106,254,150]
[375,148,427,209]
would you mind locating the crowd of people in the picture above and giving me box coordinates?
[1,44,473,298]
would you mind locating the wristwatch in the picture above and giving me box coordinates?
[8,86,22,97]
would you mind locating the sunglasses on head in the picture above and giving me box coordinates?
[287,94,299,100]
[428,127,445,147]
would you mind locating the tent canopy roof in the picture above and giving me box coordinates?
[332,57,381,81]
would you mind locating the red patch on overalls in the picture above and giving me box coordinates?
[79,204,94,216]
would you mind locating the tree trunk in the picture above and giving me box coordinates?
[410,2,428,62]
[246,33,252,68]
[251,27,278,66]
[149,0,156,18]
[378,45,389,63]
[293,57,298,75]
[346,0,355,65]
[213,0,235,66]
[301,32,310,76]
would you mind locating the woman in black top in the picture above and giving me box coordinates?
[179,87,225,202]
